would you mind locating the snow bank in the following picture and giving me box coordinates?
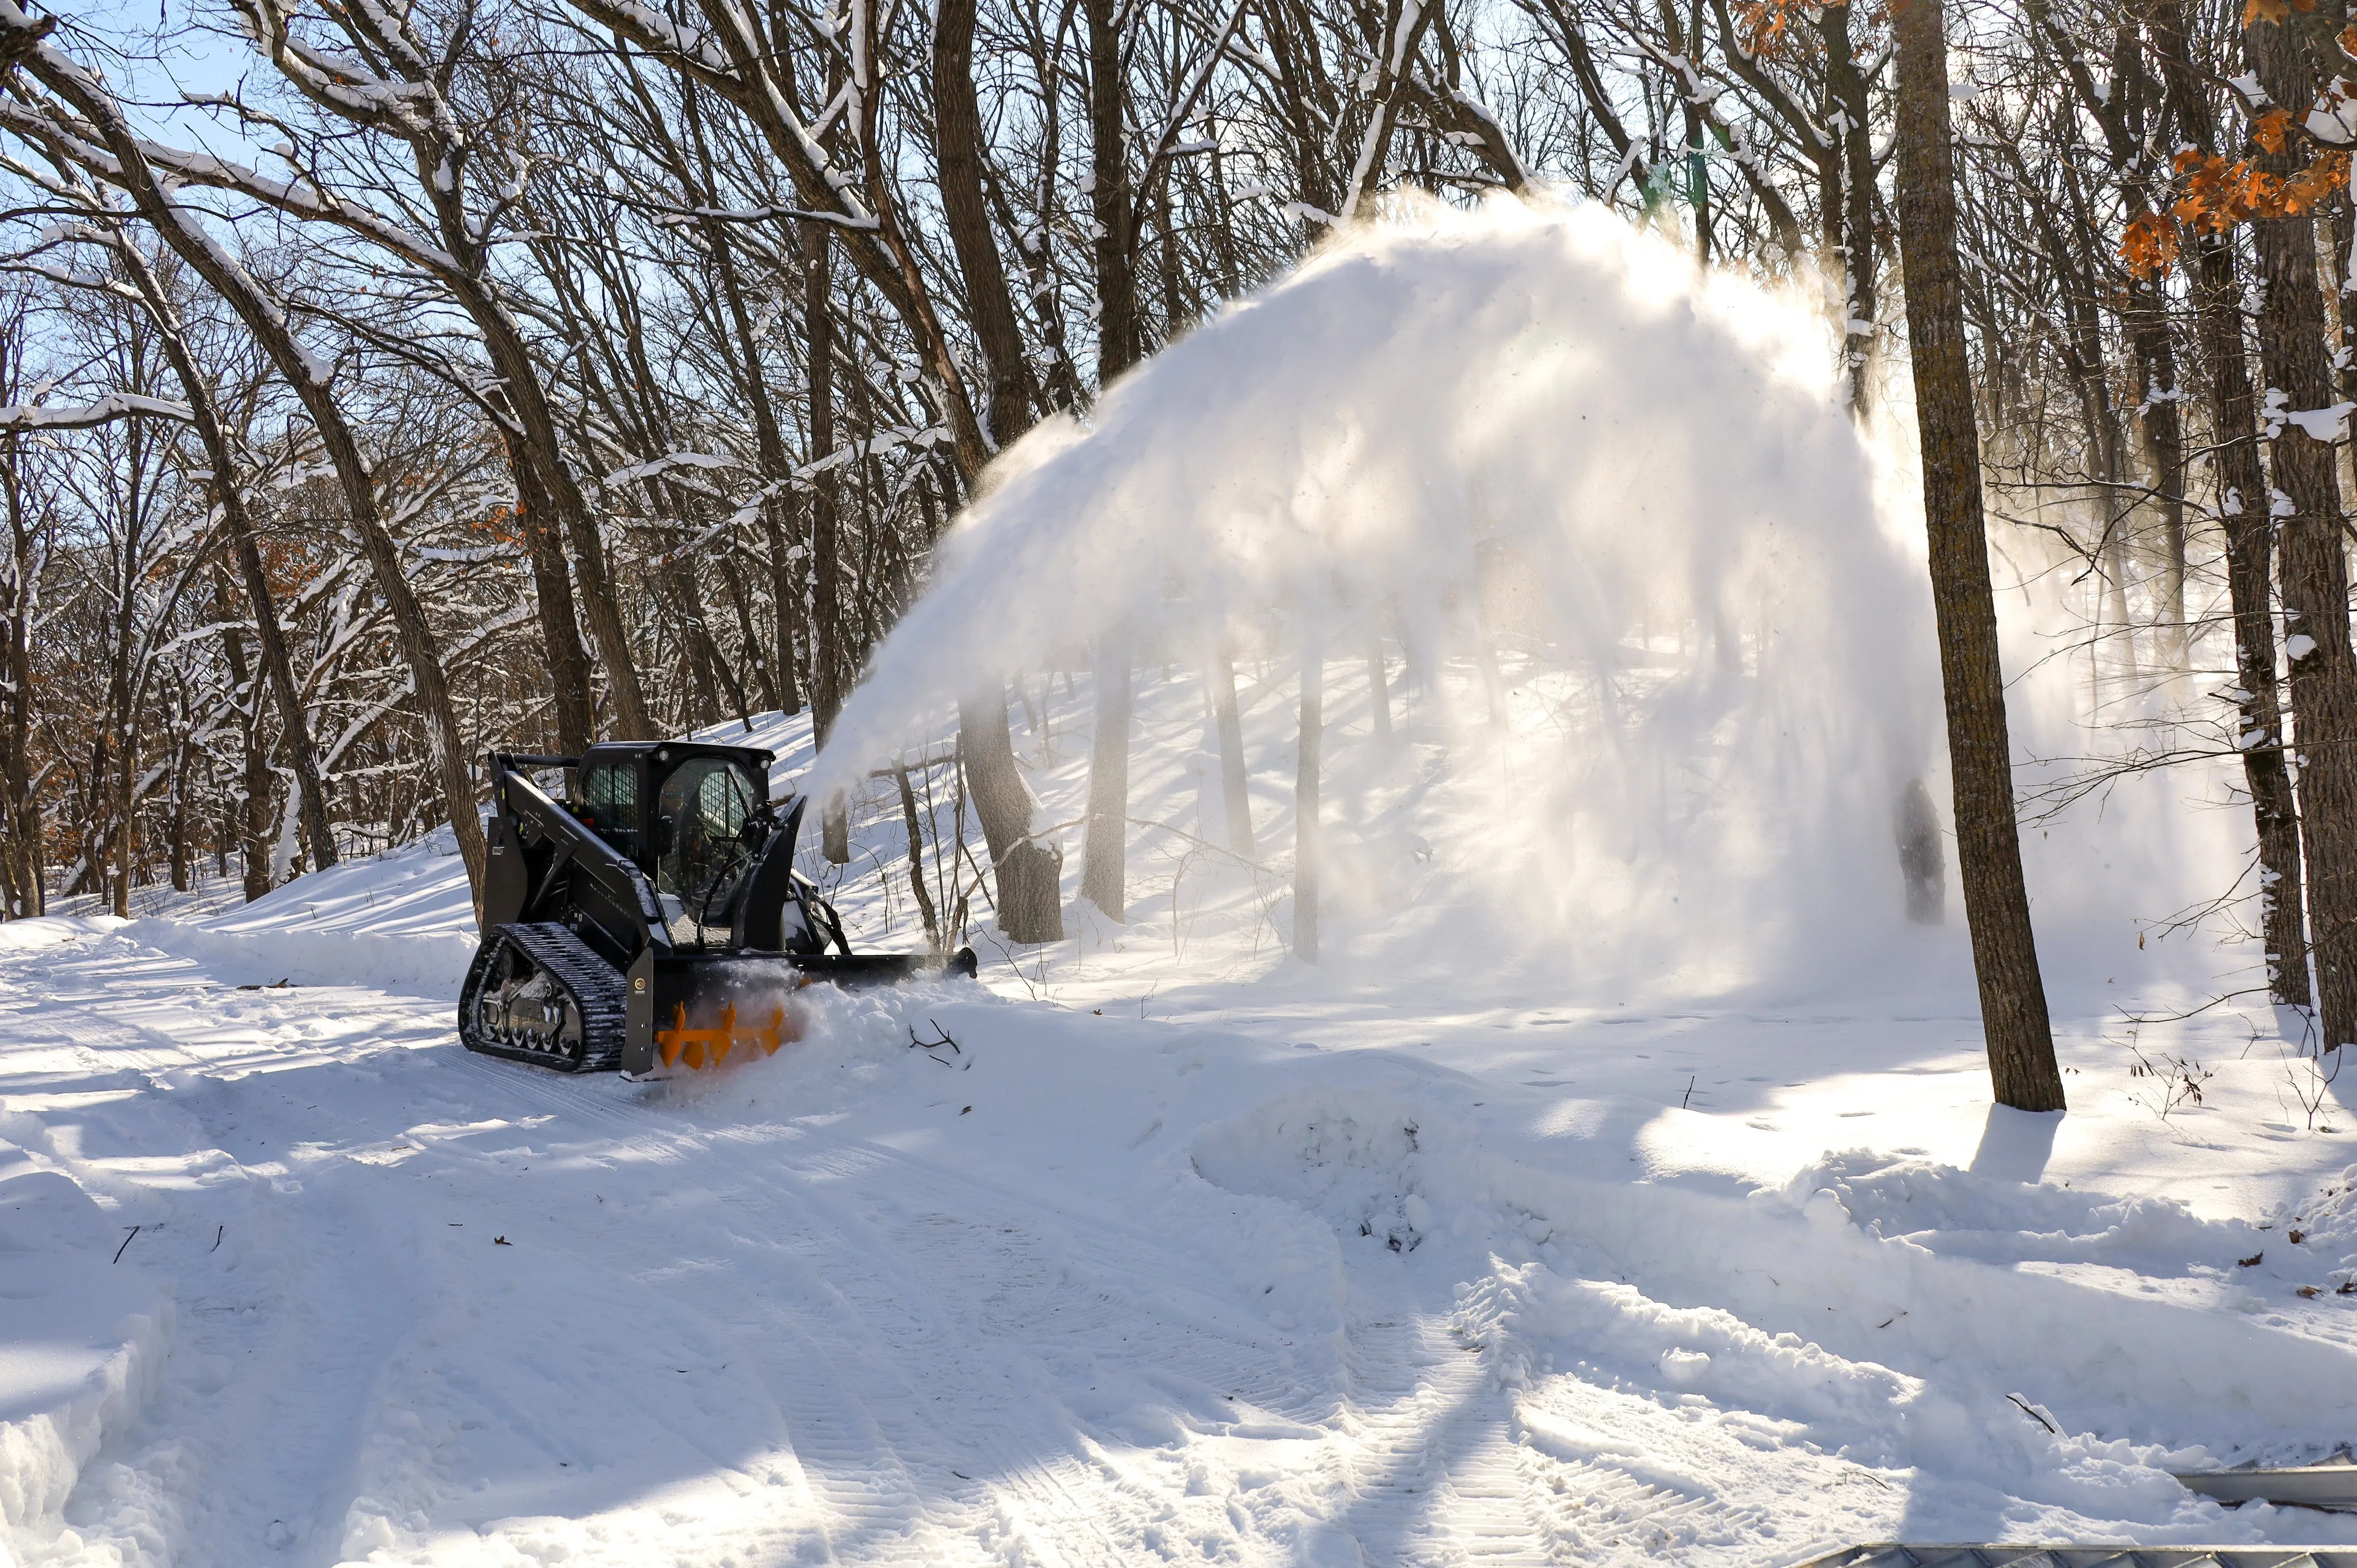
[123,836,476,996]
[0,919,124,953]
[1185,1083,2357,1467]
[0,1154,171,1553]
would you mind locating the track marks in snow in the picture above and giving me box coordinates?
[16,928,2335,1567]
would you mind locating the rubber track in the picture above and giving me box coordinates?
[458,922,628,1073]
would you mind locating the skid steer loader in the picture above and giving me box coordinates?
[460,741,976,1076]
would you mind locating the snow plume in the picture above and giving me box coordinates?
[814,195,1947,999]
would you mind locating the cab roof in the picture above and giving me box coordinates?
[580,739,776,768]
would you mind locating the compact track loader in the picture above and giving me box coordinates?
[460,741,976,1076]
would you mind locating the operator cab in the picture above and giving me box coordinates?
[572,742,776,939]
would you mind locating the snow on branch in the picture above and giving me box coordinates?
[0,392,194,431]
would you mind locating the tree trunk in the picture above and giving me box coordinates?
[1892,0,2063,1109]
[1823,0,1878,410]
[1210,645,1257,858]
[2212,237,2316,1007]
[803,217,852,864]
[1076,0,1142,914]
[933,0,1039,447]
[960,689,1064,941]
[896,762,944,952]
[0,356,42,918]
[167,732,192,893]
[2151,0,2310,1006]
[2126,304,2189,670]
[218,610,276,903]
[2248,4,2357,1046]
[512,442,597,755]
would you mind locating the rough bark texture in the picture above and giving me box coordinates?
[2148,0,2309,1005]
[1075,0,1141,920]
[0,419,39,918]
[2203,225,2311,1004]
[804,217,851,865]
[2245,5,2357,1046]
[1892,0,2064,1109]
[218,610,277,903]
[960,690,1063,941]
[920,12,1062,939]
[509,444,597,756]
[933,0,1038,449]
[1822,0,1878,411]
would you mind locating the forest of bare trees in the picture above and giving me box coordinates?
[3,0,2355,1050]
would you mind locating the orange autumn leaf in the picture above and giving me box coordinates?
[2283,148,2351,209]
[2165,145,2352,238]
[1732,0,1813,65]
[2120,210,2180,278]
[2254,106,2294,152]
[2246,0,2315,26]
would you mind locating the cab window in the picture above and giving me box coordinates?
[655,759,763,913]
[577,759,642,861]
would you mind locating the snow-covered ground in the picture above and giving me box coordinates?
[11,206,2357,1565]
[8,666,2357,1567]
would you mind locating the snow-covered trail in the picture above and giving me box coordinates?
[10,920,2357,1567]
[1,925,1592,1566]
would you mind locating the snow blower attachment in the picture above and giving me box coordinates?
[460,742,977,1075]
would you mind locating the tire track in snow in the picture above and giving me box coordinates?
[703,1152,1211,1563]
[5,929,1797,1566]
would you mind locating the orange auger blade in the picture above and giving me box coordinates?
[654,1002,794,1070]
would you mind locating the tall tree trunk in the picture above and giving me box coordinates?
[511,443,597,755]
[2248,3,2357,1046]
[1892,0,2064,1109]
[2128,305,2189,670]
[960,689,1063,940]
[926,0,1061,939]
[2151,0,2309,1005]
[0,348,42,918]
[217,604,276,903]
[1077,0,1142,918]
[1210,645,1257,858]
[166,727,191,892]
[933,0,1040,448]
[1822,0,1878,411]
[803,217,852,864]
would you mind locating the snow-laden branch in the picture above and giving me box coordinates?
[0,392,194,431]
